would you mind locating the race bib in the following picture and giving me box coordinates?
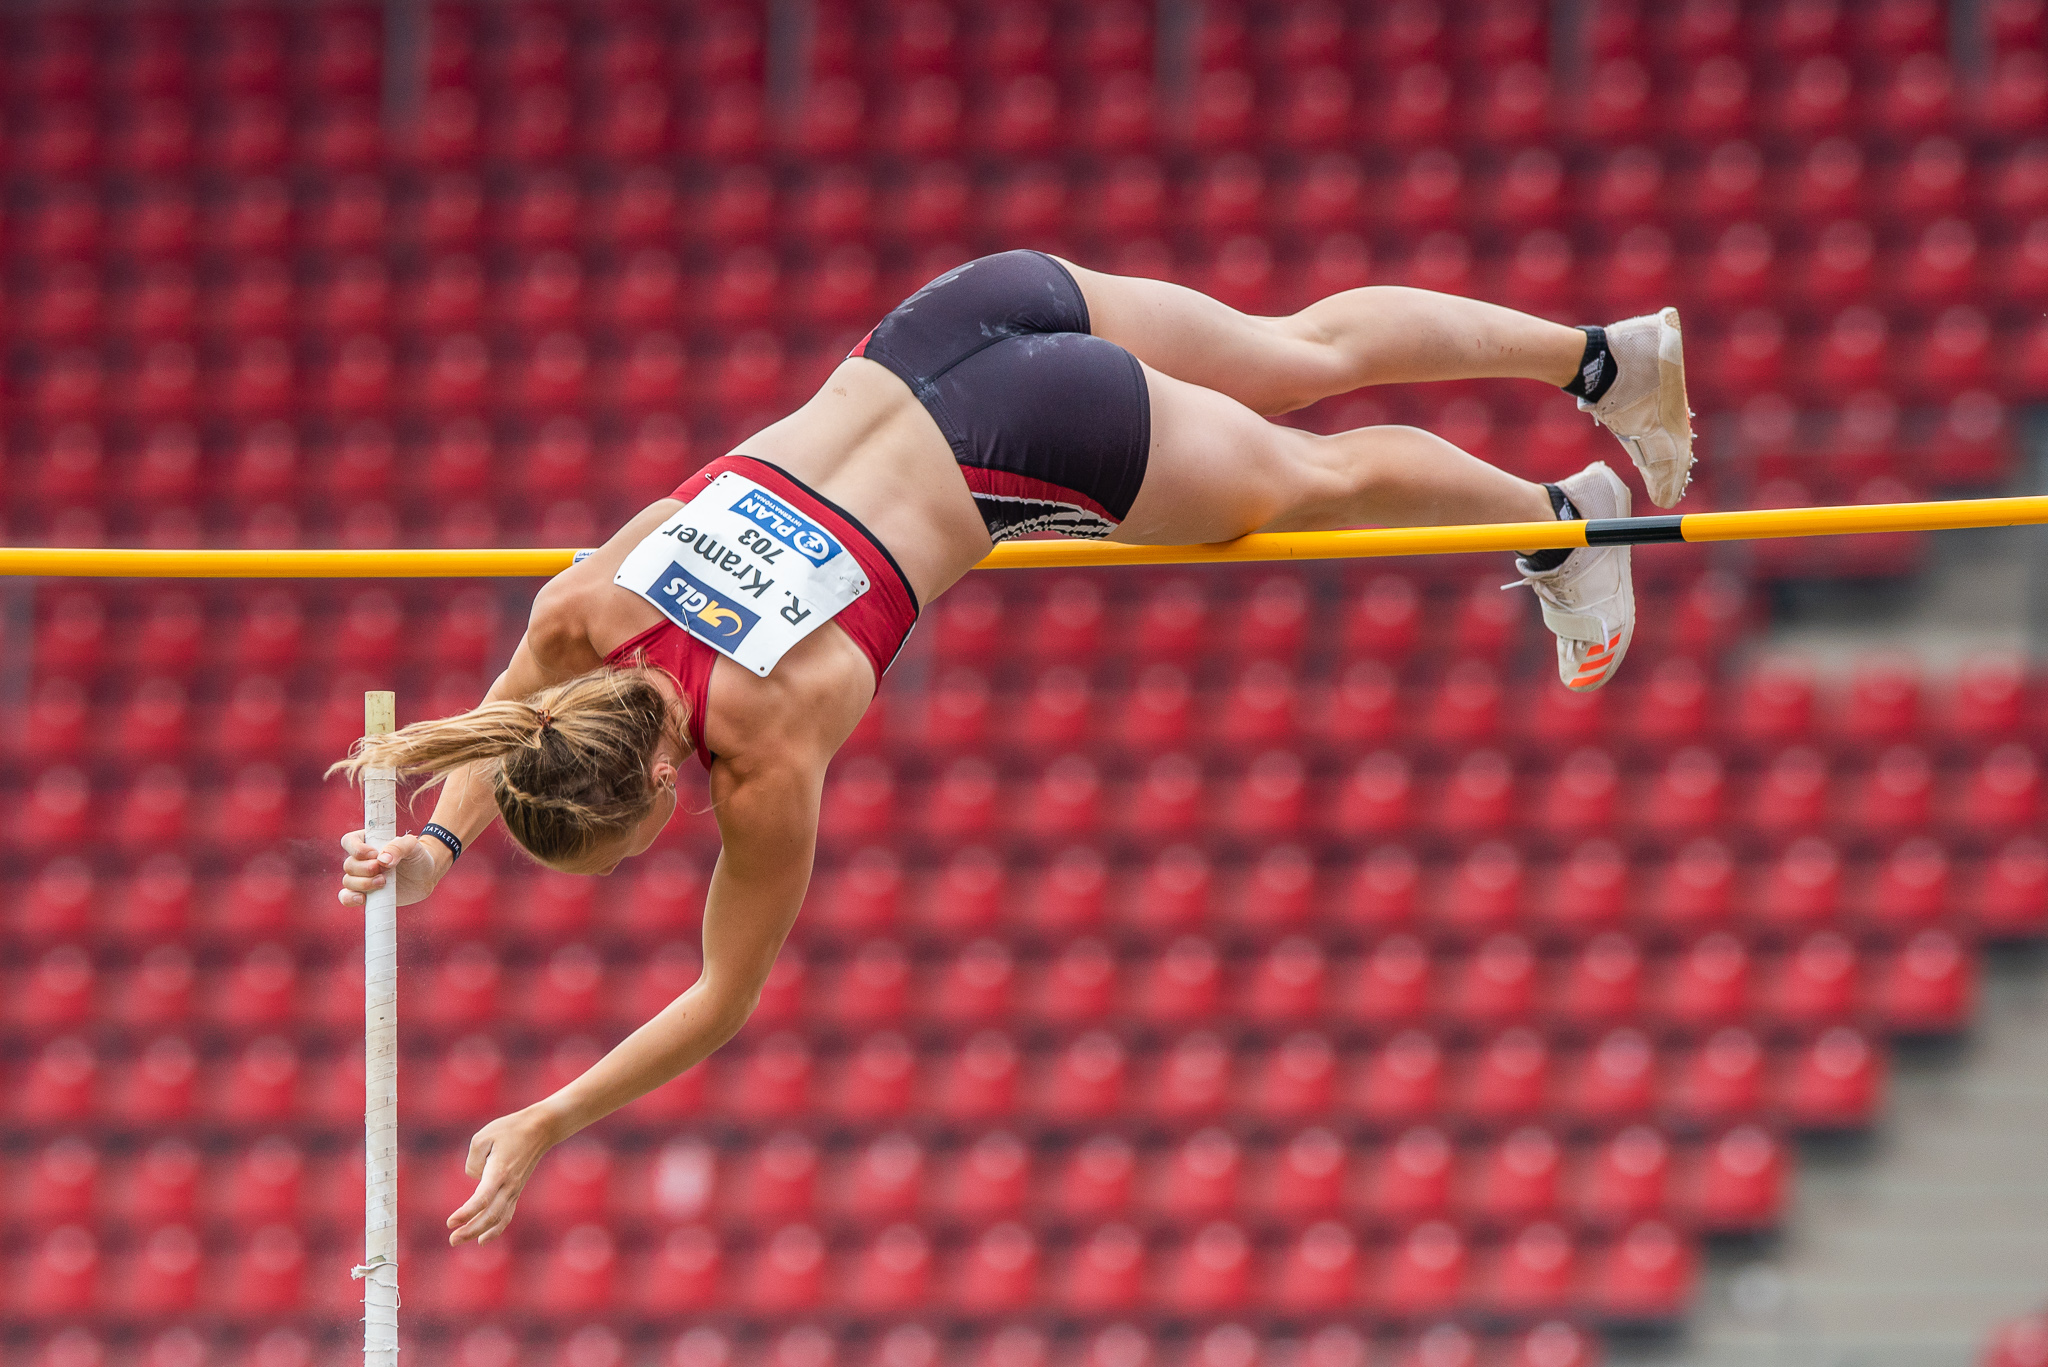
[614,471,870,677]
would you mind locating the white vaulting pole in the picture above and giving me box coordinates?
[356,691,400,1365]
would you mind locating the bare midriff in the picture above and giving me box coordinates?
[732,357,994,607]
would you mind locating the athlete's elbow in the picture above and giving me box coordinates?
[695,979,765,1044]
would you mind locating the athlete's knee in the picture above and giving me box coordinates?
[1303,425,1446,492]
[1254,316,1360,415]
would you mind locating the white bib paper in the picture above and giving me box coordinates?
[614,471,870,678]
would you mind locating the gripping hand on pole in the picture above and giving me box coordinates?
[337,830,442,908]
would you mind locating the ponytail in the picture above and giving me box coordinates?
[328,666,688,866]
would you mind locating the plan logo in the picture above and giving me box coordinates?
[651,563,760,647]
[731,488,842,567]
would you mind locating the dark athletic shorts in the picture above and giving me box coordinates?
[850,250,1152,542]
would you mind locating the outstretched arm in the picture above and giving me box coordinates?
[336,577,602,907]
[444,751,824,1244]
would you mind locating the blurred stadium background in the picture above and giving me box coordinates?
[2,2,2047,1365]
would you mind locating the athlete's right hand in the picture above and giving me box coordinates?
[338,830,442,908]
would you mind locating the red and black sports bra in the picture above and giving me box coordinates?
[603,455,921,770]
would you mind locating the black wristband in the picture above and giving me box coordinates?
[420,823,463,862]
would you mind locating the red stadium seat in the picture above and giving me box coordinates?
[1694,1125,1789,1232]
[1780,56,1855,136]
[1734,659,1816,745]
[1598,224,1676,320]
[1914,305,1993,394]
[1866,837,1950,934]
[1472,1126,1562,1226]
[1017,850,1109,941]
[953,1223,1040,1314]
[826,1032,918,1126]
[1899,218,1979,308]
[1424,661,1503,746]
[1147,1032,1231,1125]
[14,860,95,946]
[1757,837,1845,933]
[1876,928,1975,1034]
[108,1034,198,1128]
[1659,934,1751,1032]
[743,1225,827,1315]
[1974,837,2048,939]
[935,1031,1021,1123]
[1436,750,1516,840]
[978,74,1062,157]
[1784,1026,1884,1130]
[1689,140,1767,224]
[1378,62,1453,151]
[1535,750,1619,842]
[1259,1126,1348,1226]
[927,940,1013,1028]
[1467,1028,1551,1127]
[631,1230,721,1318]
[208,943,297,1034]
[19,1226,99,1320]
[1322,662,1400,747]
[1239,937,1323,1026]
[413,944,501,1036]
[20,1137,99,1228]
[1801,220,1877,312]
[1674,57,1752,141]
[1749,747,1828,834]
[1489,1221,1576,1317]
[1333,934,1428,1033]
[1593,1220,1692,1322]
[823,941,911,1032]
[849,1223,933,1315]
[114,944,195,1035]
[944,1131,1032,1224]
[1701,222,1777,308]
[1380,1219,1467,1319]
[1229,845,1316,936]
[1554,937,1645,1034]
[1451,934,1537,1030]
[1877,52,1954,136]
[123,1224,204,1319]
[14,945,94,1038]
[1360,1125,1451,1227]
[912,850,1007,945]
[1581,1124,1670,1226]
[1769,932,1859,1031]
[1354,1032,1446,1132]
[1331,753,1414,840]
[731,1133,820,1228]
[1256,1221,1352,1315]
[1673,1027,1765,1127]
[412,1034,500,1130]
[1156,1128,1244,1221]
[1438,842,1524,938]
[1163,1221,1253,1314]
[1962,745,2042,833]
[214,1035,300,1130]
[1039,1031,1128,1123]
[836,1134,926,1226]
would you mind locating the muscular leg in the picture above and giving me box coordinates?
[1111,362,1554,547]
[1055,258,1587,416]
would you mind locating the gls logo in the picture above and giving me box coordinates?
[651,563,760,646]
[731,488,841,567]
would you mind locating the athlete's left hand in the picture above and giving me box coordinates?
[447,1107,558,1245]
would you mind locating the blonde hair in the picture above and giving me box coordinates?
[328,667,687,868]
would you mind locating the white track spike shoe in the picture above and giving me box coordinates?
[1581,307,1695,508]
[1511,461,1636,693]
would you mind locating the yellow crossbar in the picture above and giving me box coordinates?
[0,495,2041,577]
